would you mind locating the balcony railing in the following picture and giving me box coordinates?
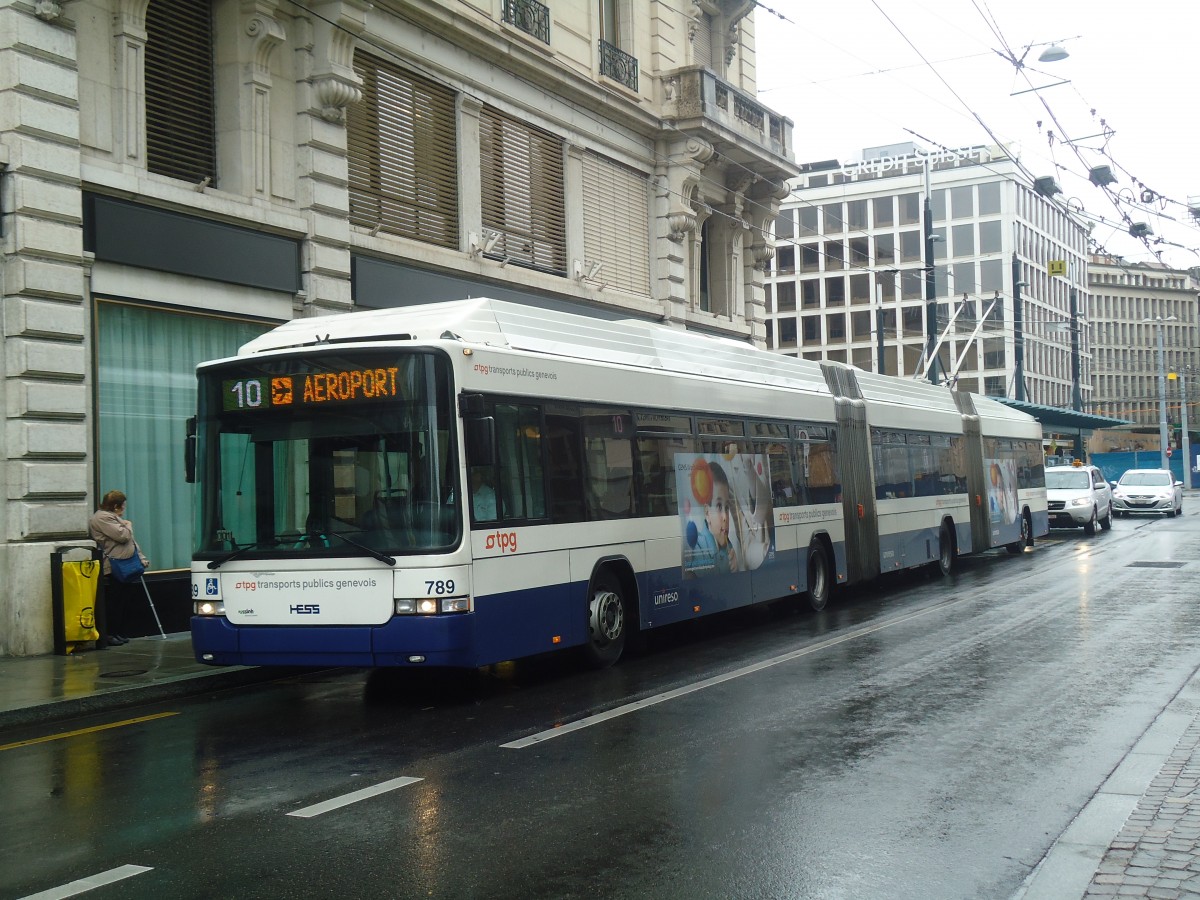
[599,39,638,91]
[665,67,792,162]
[502,0,549,44]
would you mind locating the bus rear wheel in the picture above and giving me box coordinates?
[1006,512,1031,554]
[935,522,955,576]
[582,569,626,669]
[806,540,832,612]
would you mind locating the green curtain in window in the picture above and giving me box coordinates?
[95,302,271,570]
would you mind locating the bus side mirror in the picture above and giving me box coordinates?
[184,416,197,484]
[460,392,486,416]
[465,416,495,467]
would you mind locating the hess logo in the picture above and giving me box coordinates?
[483,531,518,553]
[289,604,320,614]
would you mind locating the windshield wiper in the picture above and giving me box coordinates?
[206,539,279,569]
[310,530,396,566]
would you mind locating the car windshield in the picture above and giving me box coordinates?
[1045,470,1091,490]
[1120,471,1172,487]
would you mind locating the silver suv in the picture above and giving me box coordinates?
[1045,463,1113,535]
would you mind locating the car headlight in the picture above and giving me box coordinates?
[1069,497,1091,507]
[194,600,225,616]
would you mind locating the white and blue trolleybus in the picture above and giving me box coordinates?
[189,298,1048,669]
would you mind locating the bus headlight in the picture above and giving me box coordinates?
[194,600,225,616]
[394,597,471,615]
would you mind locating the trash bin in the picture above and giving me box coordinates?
[51,545,104,655]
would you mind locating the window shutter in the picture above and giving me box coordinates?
[582,153,650,296]
[693,14,714,70]
[144,0,216,184]
[348,53,459,248]
[479,106,567,276]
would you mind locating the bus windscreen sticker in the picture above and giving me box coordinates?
[986,458,1019,524]
[677,453,775,577]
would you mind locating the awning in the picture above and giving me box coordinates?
[992,398,1131,431]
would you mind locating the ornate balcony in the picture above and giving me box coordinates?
[662,66,793,172]
[502,0,549,45]
[599,39,638,92]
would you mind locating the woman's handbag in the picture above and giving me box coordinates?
[107,544,146,583]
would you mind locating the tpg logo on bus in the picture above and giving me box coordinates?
[483,531,518,553]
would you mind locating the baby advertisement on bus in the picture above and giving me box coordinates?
[677,452,775,578]
[987,458,1019,525]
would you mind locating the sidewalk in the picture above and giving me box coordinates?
[1015,663,1200,899]
[0,632,285,730]
[4,642,1200,896]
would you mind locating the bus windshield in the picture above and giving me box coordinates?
[194,349,459,560]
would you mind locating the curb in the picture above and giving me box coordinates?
[0,666,308,730]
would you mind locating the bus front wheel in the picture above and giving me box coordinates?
[807,541,832,612]
[582,569,626,669]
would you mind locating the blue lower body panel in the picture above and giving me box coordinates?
[191,552,828,669]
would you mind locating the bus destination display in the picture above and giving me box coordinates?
[222,366,401,412]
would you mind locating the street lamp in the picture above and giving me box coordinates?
[1146,315,1179,471]
[1012,259,1028,402]
[1169,370,1192,490]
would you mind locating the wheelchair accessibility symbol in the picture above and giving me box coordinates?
[206,577,219,596]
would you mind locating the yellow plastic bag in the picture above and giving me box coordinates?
[62,559,101,643]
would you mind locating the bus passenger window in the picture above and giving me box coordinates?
[634,434,691,516]
[582,409,633,520]
[494,403,546,522]
[469,467,498,521]
[766,442,797,506]
[545,409,586,523]
[805,440,840,503]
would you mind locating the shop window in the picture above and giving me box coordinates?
[95,301,271,570]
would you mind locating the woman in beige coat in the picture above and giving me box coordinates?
[88,490,149,646]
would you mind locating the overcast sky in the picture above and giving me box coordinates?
[754,1,1200,270]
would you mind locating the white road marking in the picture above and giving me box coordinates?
[20,865,152,899]
[502,598,963,749]
[287,775,423,818]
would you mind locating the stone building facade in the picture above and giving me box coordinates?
[0,0,796,656]
[1088,254,1199,434]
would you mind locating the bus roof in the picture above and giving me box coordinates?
[230,299,1035,437]
[238,297,833,395]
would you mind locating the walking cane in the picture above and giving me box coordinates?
[138,575,167,639]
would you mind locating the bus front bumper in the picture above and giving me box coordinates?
[190,614,477,668]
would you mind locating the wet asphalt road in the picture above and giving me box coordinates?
[4,513,1200,900]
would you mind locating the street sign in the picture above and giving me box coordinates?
[1167,448,1174,457]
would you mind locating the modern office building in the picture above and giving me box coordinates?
[1088,254,1199,436]
[0,0,796,656]
[766,143,1090,407]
